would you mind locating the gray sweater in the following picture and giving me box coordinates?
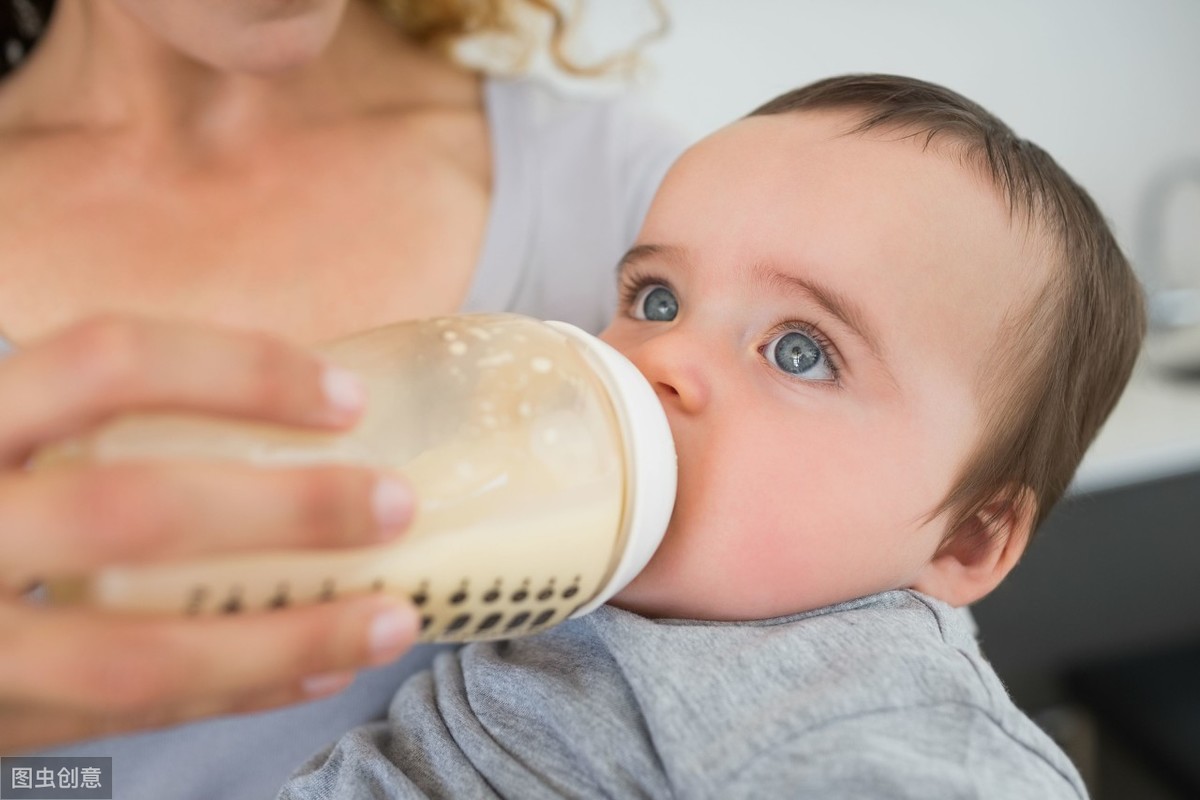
[280,590,1087,799]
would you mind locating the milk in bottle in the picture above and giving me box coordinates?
[38,314,676,642]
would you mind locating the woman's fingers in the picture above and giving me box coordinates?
[0,463,414,583]
[0,314,425,751]
[0,595,419,752]
[0,315,364,466]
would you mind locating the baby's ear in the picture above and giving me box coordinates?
[910,487,1037,607]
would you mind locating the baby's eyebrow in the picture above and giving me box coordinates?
[750,262,888,367]
[617,243,684,275]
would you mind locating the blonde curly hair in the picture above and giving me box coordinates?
[374,0,668,76]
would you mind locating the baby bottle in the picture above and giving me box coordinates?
[39,314,676,642]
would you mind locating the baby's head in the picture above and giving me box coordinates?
[603,74,1144,621]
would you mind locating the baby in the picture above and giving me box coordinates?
[279,75,1144,799]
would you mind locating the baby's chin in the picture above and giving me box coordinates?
[606,558,721,621]
[607,566,814,623]
[607,530,915,622]
[607,586,818,623]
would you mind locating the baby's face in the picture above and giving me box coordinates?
[602,110,1045,620]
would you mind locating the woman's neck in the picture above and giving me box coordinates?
[0,0,480,151]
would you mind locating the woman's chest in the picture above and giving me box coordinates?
[0,119,491,344]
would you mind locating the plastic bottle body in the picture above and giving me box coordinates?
[39,314,655,642]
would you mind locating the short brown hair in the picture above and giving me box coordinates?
[750,74,1145,541]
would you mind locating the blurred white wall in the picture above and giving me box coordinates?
[581,0,1200,274]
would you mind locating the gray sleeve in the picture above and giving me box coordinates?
[279,632,673,800]
[720,704,1088,800]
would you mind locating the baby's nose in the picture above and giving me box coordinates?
[627,334,710,416]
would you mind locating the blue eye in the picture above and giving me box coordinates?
[766,330,834,381]
[631,284,678,322]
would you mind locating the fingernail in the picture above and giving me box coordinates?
[321,366,365,419]
[372,477,413,538]
[302,670,356,698]
[368,603,419,665]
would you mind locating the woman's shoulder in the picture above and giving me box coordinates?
[466,76,688,329]
[486,76,661,126]
[484,76,687,170]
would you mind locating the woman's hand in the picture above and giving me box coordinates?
[0,316,421,753]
